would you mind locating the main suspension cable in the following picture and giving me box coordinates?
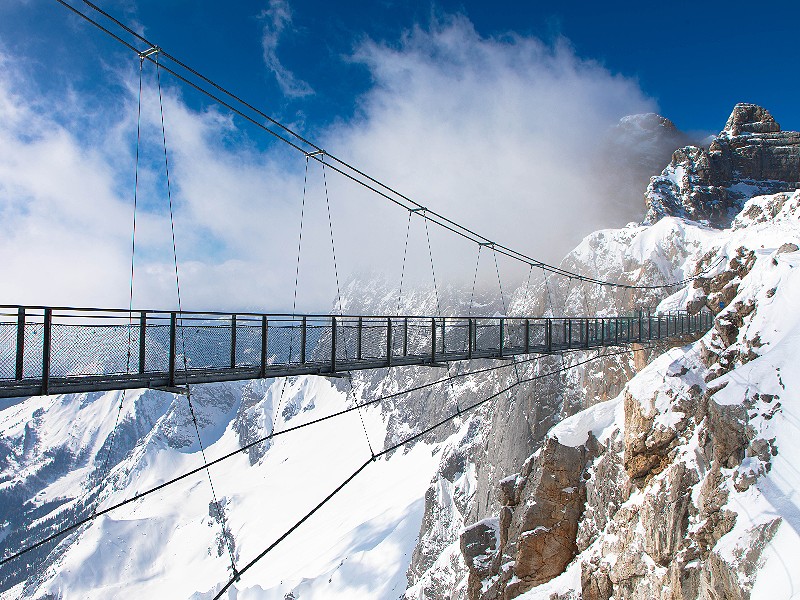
[53,0,724,291]
[2,348,605,568]
[212,345,636,598]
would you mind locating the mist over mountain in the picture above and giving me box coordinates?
[1,104,799,600]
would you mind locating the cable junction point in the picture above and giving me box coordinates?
[138,46,160,59]
[304,149,325,158]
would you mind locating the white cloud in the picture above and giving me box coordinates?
[259,0,314,98]
[0,16,671,315]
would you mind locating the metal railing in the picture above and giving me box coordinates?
[0,305,713,398]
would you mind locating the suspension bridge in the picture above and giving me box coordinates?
[0,305,711,399]
[0,2,722,597]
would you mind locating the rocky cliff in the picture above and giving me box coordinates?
[644,103,800,226]
[459,190,800,599]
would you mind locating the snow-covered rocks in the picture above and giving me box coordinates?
[466,190,800,599]
[644,104,800,226]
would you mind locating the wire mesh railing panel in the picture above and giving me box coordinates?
[266,323,301,365]
[176,324,231,370]
[360,321,388,360]
[22,322,45,379]
[144,324,170,372]
[443,320,469,354]
[569,320,580,346]
[475,321,501,352]
[404,321,432,357]
[390,319,406,357]
[0,323,16,380]
[528,321,546,348]
[234,324,262,367]
[504,320,527,350]
[50,324,139,378]
[551,319,567,347]
[336,321,359,362]
[306,322,331,363]
[588,320,598,345]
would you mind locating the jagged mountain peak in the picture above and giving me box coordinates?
[722,102,781,137]
[644,104,800,227]
[616,112,678,135]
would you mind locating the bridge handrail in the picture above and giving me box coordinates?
[0,304,714,398]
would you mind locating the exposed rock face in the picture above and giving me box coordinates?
[461,437,594,599]
[644,103,800,226]
[460,190,800,600]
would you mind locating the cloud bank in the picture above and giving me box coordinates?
[0,16,675,314]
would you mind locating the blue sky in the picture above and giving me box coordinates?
[4,0,796,134]
[0,1,797,311]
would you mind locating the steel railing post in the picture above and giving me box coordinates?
[41,308,52,395]
[230,314,237,369]
[585,319,590,348]
[139,311,147,374]
[300,316,307,364]
[431,318,436,364]
[15,307,25,380]
[568,319,573,348]
[169,312,177,387]
[331,316,337,373]
[357,317,363,361]
[468,318,474,359]
[524,319,530,354]
[638,310,643,342]
[546,318,552,353]
[260,316,268,378]
[403,317,408,357]
[499,318,505,356]
[600,318,605,346]
[386,317,392,368]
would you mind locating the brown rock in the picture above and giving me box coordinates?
[460,518,500,580]
[723,103,781,136]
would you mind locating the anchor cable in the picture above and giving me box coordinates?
[156,56,238,576]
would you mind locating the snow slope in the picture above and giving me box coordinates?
[511,191,800,599]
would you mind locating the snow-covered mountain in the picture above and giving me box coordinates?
[460,189,800,600]
[1,104,799,600]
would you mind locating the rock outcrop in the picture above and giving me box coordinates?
[644,103,800,226]
[461,437,594,599]
[459,190,800,599]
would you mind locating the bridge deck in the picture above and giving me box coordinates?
[0,306,712,398]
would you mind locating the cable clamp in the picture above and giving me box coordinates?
[478,241,494,247]
[305,149,325,158]
[410,206,427,213]
[139,46,160,59]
